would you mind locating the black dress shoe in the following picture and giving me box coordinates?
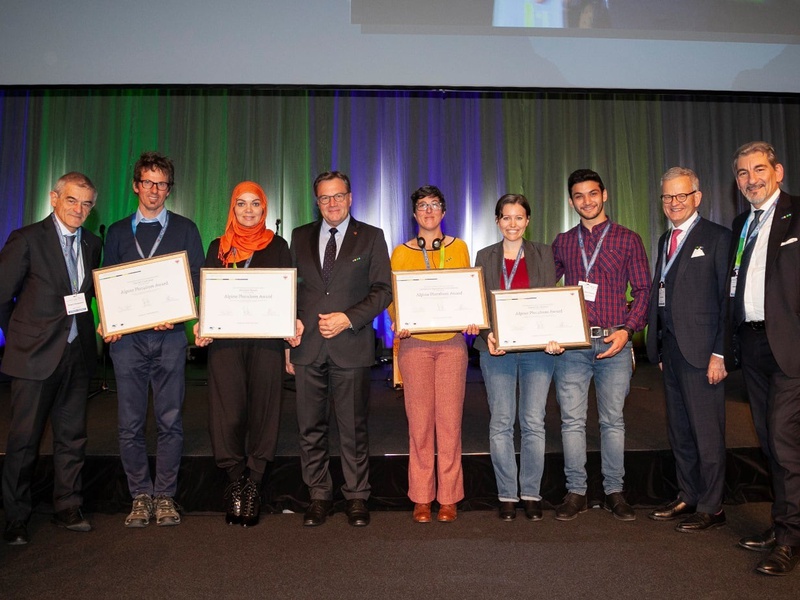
[603,492,635,522]
[498,501,517,521]
[4,520,29,545]
[555,493,587,521]
[303,499,333,527]
[739,527,777,552]
[52,506,92,532]
[756,545,800,576]
[675,511,726,533]
[523,500,542,521]
[345,499,370,527]
[649,498,696,521]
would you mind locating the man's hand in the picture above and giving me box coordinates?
[285,349,295,375]
[318,312,352,339]
[192,322,213,348]
[597,329,629,359]
[707,354,727,385]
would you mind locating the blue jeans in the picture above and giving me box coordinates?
[110,330,187,498]
[553,338,632,495]
[480,350,554,502]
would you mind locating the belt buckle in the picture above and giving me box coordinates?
[590,326,602,338]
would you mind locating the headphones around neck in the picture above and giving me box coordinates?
[416,236,443,250]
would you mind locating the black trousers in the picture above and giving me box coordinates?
[294,345,371,501]
[739,324,800,546]
[207,339,284,482]
[2,341,89,521]
[661,332,726,514]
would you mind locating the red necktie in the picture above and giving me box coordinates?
[667,228,682,260]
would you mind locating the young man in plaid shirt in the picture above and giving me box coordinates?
[551,169,651,522]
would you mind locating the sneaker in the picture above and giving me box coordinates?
[125,494,154,528]
[154,495,182,526]
[240,479,261,528]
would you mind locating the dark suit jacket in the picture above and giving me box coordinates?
[727,192,800,377]
[289,217,392,369]
[473,239,557,352]
[646,217,731,369]
[0,216,102,380]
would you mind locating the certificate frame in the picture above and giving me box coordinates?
[93,251,197,336]
[392,267,490,334]
[491,285,591,352]
[198,268,297,339]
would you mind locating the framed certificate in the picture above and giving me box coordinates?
[392,267,489,334]
[491,286,591,352]
[93,251,197,336]
[198,268,297,338]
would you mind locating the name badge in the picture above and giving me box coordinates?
[579,280,598,302]
[64,293,89,315]
[730,270,738,298]
[658,283,666,307]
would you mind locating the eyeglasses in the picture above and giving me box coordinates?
[416,202,443,212]
[64,197,95,211]
[138,179,171,191]
[660,191,697,204]
[317,192,349,205]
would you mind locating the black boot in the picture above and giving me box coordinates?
[240,478,261,527]
[224,476,245,525]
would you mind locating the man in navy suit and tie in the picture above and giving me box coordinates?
[646,167,731,533]
[287,171,392,527]
[1,172,102,544]
[728,142,800,576]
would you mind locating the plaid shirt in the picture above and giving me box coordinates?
[552,220,650,331]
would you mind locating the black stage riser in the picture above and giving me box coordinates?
[0,448,772,516]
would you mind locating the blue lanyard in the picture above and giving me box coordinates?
[577,221,611,280]
[52,213,81,293]
[230,248,254,269]
[659,215,700,282]
[131,212,170,259]
[501,245,524,290]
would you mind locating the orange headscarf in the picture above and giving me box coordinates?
[217,181,275,266]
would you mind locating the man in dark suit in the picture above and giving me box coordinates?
[645,167,731,532]
[1,172,102,545]
[288,170,392,527]
[728,141,800,576]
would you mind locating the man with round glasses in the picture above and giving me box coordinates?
[102,151,204,529]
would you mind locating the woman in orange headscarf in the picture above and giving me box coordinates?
[194,182,293,527]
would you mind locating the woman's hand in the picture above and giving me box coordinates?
[192,322,213,348]
[487,332,505,356]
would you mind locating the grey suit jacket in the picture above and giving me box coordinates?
[646,217,731,370]
[0,217,102,380]
[289,217,392,369]
[473,238,557,352]
[726,192,800,377]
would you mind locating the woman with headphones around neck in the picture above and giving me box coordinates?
[474,193,563,522]
[389,185,480,524]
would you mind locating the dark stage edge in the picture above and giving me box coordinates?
[0,357,773,515]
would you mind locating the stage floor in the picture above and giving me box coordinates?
[0,356,769,514]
